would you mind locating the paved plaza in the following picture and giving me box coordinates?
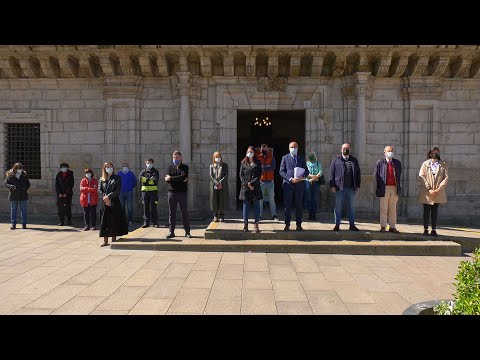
[0,220,476,315]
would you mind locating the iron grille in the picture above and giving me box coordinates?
[5,123,41,179]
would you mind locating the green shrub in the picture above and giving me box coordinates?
[434,247,480,315]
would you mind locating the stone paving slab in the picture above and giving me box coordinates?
[0,222,476,315]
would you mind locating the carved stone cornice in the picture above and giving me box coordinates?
[0,57,19,78]
[200,55,212,78]
[138,54,153,77]
[312,53,324,76]
[58,54,75,77]
[177,71,191,95]
[290,55,301,77]
[223,54,234,76]
[333,54,346,77]
[98,54,115,76]
[375,56,392,77]
[390,55,409,77]
[452,57,472,78]
[257,76,287,92]
[38,55,56,78]
[245,53,256,77]
[155,52,169,77]
[119,55,135,76]
[430,56,450,77]
[268,55,278,77]
[410,55,430,76]
[79,54,94,78]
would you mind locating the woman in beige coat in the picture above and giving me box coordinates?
[418,147,448,236]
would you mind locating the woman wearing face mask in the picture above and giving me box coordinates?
[418,147,449,237]
[239,146,263,233]
[79,168,99,231]
[209,151,229,222]
[5,162,31,230]
[304,151,323,221]
[98,162,128,246]
[55,162,74,226]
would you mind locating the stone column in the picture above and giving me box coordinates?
[354,72,370,165]
[177,71,192,163]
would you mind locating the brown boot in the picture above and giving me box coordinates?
[254,222,260,233]
[243,222,249,232]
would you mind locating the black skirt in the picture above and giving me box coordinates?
[99,197,128,237]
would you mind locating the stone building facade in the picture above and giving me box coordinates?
[0,45,479,224]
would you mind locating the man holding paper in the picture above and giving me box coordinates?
[279,141,309,231]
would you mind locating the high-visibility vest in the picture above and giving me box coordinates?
[257,150,275,181]
[140,177,158,191]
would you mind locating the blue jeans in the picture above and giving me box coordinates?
[243,200,260,223]
[334,187,356,225]
[304,180,320,215]
[10,200,27,227]
[119,191,133,222]
[259,181,277,217]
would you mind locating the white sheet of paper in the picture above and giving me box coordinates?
[294,167,305,179]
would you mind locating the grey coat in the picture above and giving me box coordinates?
[209,163,230,211]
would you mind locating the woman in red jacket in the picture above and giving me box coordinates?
[79,168,99,231]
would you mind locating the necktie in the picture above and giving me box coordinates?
[293,156,297,168]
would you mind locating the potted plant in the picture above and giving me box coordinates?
[403,247,480,315]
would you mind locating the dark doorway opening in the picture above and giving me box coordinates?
[236,110,306,210]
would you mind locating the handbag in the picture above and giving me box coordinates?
[319,175,325,185]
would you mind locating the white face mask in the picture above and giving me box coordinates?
[122,167,129,173]
[215,158,221,163]
[16,169,23,175]
[386,151,394,159]
[85,173,92,179]
[146,163,152,169]
[289,147,298,156]
[60,167,67,173]
[247,152,254,158]
[105,167,113,174]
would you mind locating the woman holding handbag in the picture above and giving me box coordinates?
[304,151,323,220]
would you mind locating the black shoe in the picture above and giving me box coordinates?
[67,219,72,226]
[296,225,304,231]
[185,233,192,238]
[284,225,290,231]
[349,224,360,231]
[389,227,400,234]
[423,229,429,235]
[166,232,175,239]
[22,224,26,229]
[141,223,149,228]
[333,225,340,231]
[10,225,16,230]
[58,222,64,226]
[430,230,438,237]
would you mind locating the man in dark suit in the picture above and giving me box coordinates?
[279,141,309,231]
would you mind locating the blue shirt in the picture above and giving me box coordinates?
[118,170,137,193]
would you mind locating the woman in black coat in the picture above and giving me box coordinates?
[4,162,31,230]
[98,162,128,246]
[239,146,263,233]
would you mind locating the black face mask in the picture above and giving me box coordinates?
[342,149,350,156]
[431,153,439,159]
[262,150,267,156]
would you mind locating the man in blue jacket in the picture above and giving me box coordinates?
[118,161,137,227]
[329,143,361,231]
[279,141,309,231]
[373,146,402,233]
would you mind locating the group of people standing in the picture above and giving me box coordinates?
[4,143,449,238]
[209,142,449,236]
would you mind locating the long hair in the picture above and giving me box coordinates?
[6,162,26,177]
[212,151,223,167]
[84,168,94,178]
[242,146,256,163]
[427,146,441,160]
[100,162,114,181]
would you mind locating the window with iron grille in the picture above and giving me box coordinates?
[5,123,41,179]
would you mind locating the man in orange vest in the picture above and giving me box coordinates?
[257,143,279,221]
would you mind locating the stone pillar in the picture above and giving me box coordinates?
[177,71,192,163]
[354,72,370,165]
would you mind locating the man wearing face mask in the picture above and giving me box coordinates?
[118,161,137,227]
[138,158,160,228]
[165,151,191,239]
[279,141,309,231]
[329,144,361,231]
[374,146,402,233]
[257,143,278,221]
[55,162,74,226]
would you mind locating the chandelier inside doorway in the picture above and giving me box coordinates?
[254,115,272,127]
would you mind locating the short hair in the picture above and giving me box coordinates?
[261,143,268,147]
[84,168,94,177]
[60,162,69,168]
[145,158,154,163]
[173,151,182,157]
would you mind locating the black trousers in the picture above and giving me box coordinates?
[423,203,439,230]
[283,182,305,226]
[83,205,97,227]
[57,196,72,221]
[141,191,158,225]
[168,191,190,233]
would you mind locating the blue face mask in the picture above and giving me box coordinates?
[146,163,153,169]
[173,159,181,166]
